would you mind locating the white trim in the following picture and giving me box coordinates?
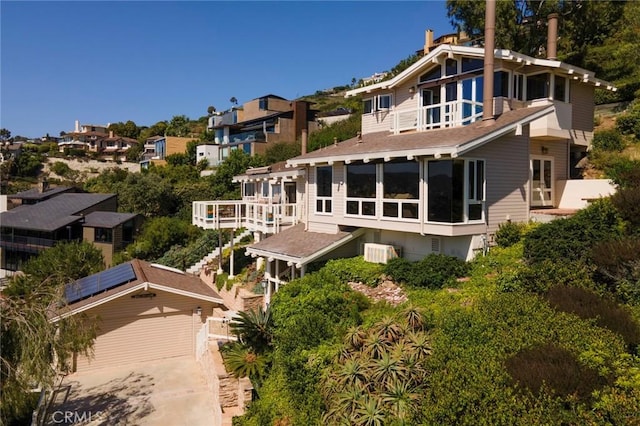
[52,282,223,322]
[345,45,615,98]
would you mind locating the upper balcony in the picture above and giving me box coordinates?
[390,99,484,134]
[192,200,299,235]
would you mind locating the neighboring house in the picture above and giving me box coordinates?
[196,144,220,168]
[207,94,318,163]
[0,192,140,273]
[58,121,138,160]
[97,132,138,161]
[139,136,194,168]
[82,211,143,267]
[193,23,617,304]
[7,181,75,206]
[52,259,225,372]
[58,120,109,152]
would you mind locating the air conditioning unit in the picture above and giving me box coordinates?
[364,243,401,264]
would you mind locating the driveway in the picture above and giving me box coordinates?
[46,356,216,425]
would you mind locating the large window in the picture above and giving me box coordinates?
[526,73,550,101]
[494,71,510,97]
[383,161,419,219]
[259,97,269,110]
[346,163,376,216]
[420,66,442,83]
[377,94,392,110]
[427,159,485,223]
[316,166,332,214]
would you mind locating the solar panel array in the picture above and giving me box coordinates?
[65,262,137,304]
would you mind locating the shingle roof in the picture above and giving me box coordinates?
[55,259,224,317]
[0,193,116,231]
[246,223,362,263]
[287,106,553,166]
[8,186,72,201]
[82,211,138,228]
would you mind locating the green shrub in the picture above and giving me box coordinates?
[495,221,527,248]
[544,286,640,351]
[384,257,413,284]
[498,260,594,294]
[321,256,385,287]
[591,237,640,303]
[408,254,469,289]
[616,101,640,138]
[523,199,621,265]
[592,129,625,152]
[604,158,640,189]
[611,187,640,233]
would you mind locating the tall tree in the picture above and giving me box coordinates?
[166,115,191,137]
[1,242,103,424]
[0,128,11,142]
[446,0,626,64]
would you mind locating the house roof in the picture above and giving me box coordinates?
[245,223,364,265]
[0,193,116,231]
[82,211,138,228]
[53,259,224,321]
[346,44,616,98]
[8,185,72,201]
[233,161,305,182]
[287,105,554,166]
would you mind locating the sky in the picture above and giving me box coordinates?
[1,1,453,138]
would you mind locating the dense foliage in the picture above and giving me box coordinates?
[384,254,469,289]
[1,242,105,424]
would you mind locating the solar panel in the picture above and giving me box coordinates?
[65,262,137,304]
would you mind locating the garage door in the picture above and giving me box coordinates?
[75,311,194,372]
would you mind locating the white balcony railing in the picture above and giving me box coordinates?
[192,200,299,234]
[391,100,483,134]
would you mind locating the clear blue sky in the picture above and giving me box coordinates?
[1,1,453,138]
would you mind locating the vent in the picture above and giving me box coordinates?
[431,238,441,254]
[364,243,401,264]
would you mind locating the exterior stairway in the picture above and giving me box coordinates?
[186,229,252,275]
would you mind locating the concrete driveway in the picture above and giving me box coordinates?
[46,356,216,425]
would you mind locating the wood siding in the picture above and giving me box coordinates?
[570,81,594,132]
[472,129,531,236]
[74,290,215,372]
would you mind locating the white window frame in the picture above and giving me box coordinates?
[315,166,333,215]
[530,156,554,207]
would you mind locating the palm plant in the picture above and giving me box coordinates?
[230,306,273,353]
[221,342,265,381]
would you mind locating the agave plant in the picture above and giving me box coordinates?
[374,315,405,344]
[403,305,427,332]
[344,325,368,351]
[355,395,386,426]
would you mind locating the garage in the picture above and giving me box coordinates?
[54,260,224,373]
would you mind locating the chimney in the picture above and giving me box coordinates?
[547,13,559,60]
[334,137,338,146]
[482,0,496,123]
[356,132,362,144]
[75,120,80,133]
[301,129,308,155]
[109,130,114,138]
[424,29,434,54]
[38,178,49,193]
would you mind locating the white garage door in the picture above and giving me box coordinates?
[75,311,194,372]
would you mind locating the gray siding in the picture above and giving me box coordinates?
[570,82,595,132]
[471,128,531,236]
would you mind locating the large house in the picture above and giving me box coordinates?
[58,120,137,160]
[193,18,616,303]
[0,187,141,272]
[206,94,318,165]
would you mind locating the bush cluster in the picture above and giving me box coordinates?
[321,256,385,287]
[495,221,527,248]
[523,199,621,265]
[616,101,640,139]
[592,129,625,152]
[384,254,469,289]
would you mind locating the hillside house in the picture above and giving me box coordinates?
[193,18,616,304]
[207,94,318,164]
